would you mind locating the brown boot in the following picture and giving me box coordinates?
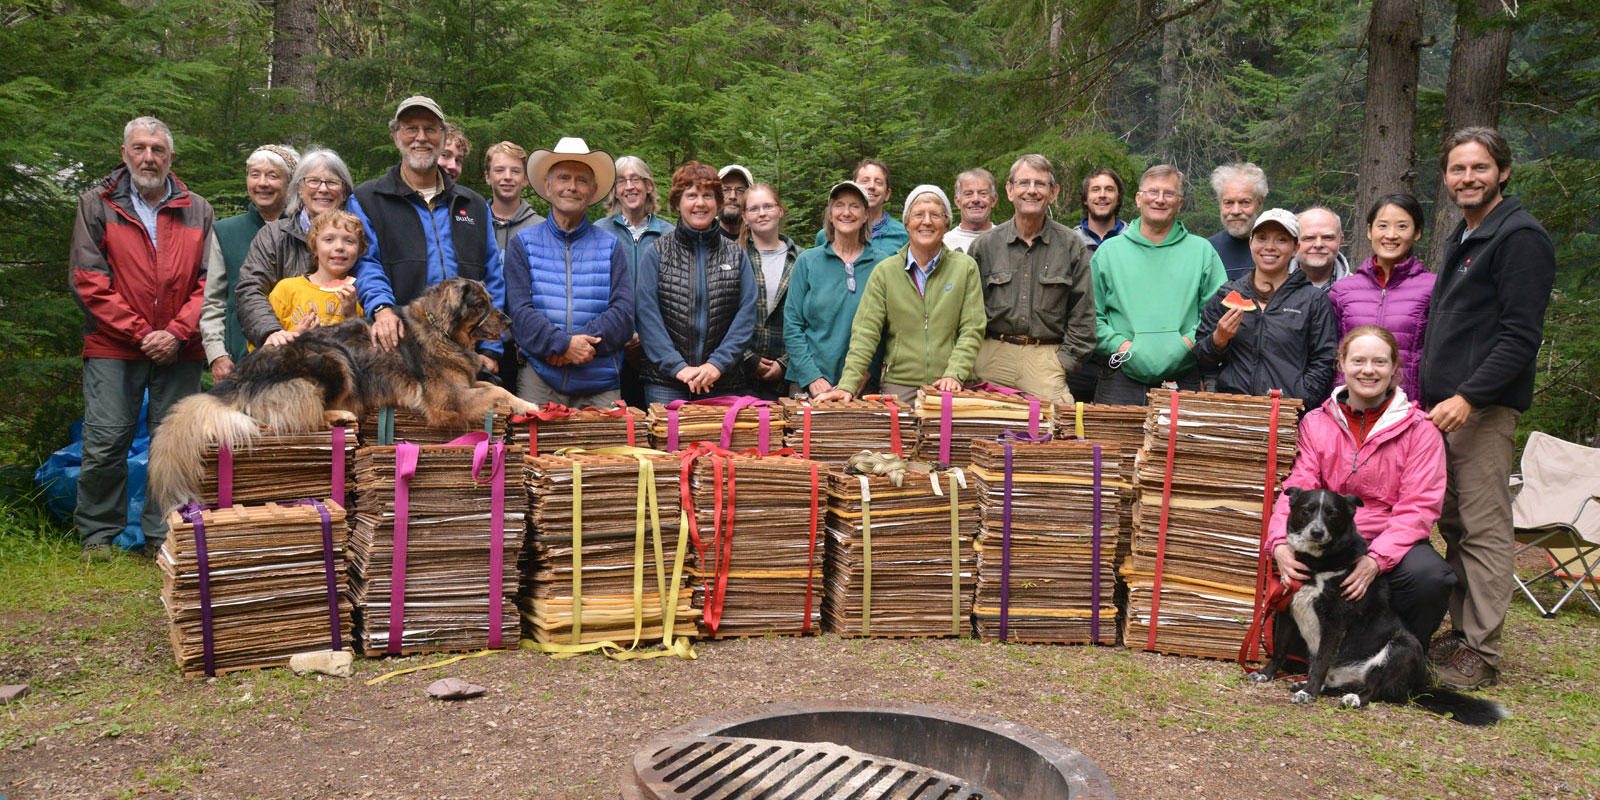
[1427,630,1466,665]
[1435,646,1498,691]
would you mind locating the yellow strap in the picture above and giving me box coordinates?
[662,508,690,645]
[521,635,696,661]
[571,461,583,644]
[949,473,961,637]
[1074,401,1085,440]
[364,649,497,685]
[859,475,872,637]
[630,457,648,649]
[559,445,671,456]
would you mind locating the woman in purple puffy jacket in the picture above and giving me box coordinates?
[1328,194,1436,401]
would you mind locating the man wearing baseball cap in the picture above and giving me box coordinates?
[716,164,753,241]
[1194,207,1339,406]
[503,137,633,407]
[348,95,504,375]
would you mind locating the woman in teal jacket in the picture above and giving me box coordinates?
[782,180,886,397]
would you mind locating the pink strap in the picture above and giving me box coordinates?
[1027,398,1041,438]
[446,431,490,447]
[665,396,771,451]
[467,440,507,649]
[963,381,1024,395]
[388,443,420,655]
[217,442,234,507]
[668,407,680,452]
[939,391,953,464]
[757,405,771,454]
[331,426,346,504]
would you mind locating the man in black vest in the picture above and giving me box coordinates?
[349,95,504,373]
[1420,126,1555,691]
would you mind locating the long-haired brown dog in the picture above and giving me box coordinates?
[149,278,534,510]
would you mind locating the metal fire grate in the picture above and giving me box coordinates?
[634,735,1001,800]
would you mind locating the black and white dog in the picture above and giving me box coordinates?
[1250,488,1506,726]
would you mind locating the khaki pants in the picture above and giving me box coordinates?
[972,339,1074,406]
[1438,404,1519,669]
[516,368,621,410]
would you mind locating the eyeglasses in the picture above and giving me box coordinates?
[616,176,649,187]
[399,124,441,138]
[1141,189,1181,201]
[746,203,780,214]
[303,177,343,190]
[1009,179,1053,191]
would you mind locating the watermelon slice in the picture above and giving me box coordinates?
[314,276,356,293]
[1221,290,1257,311]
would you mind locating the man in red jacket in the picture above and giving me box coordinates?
[69,116,213,560]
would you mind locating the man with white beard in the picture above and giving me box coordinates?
[1289,206,1352,290]
[1206,162,1268,280]
[348,96,504,376]
[69,116,214,559]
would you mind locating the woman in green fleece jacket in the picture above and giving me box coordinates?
[819,185,986,403]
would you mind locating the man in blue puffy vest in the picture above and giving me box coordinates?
[504,137,633,408]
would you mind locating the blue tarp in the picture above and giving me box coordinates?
[33,393,151,551]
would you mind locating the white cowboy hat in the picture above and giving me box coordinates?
[526,137,615,206]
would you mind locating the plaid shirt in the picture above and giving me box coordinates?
[747,234,800,366]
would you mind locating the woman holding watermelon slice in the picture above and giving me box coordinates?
[1195,208,1339,407]
[1326,193,1436,402]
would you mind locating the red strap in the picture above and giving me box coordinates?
[331,426,346,505]
[1240,390,1287,666]
[802,462,820,634]
[1146,390,1180,651]
[801,403,812,460]
[217,442,233,508]
[388,443,420,655]
[939,391,953,464]
[884,397,903,456]
[617,400,636,446]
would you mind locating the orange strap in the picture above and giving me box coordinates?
[802,402,812,460]
[1145,390,1180,651]
[679,442,736,634]
[1240,390,1290,667]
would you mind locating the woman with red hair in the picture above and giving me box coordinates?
[634,161,758,404]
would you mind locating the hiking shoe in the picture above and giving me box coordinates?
[80,544,119,563]
[1428,630,1467,665]
[1435,647,1498,691]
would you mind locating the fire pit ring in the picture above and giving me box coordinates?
[622,701,1114,799]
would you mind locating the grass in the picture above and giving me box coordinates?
[2,493,1598,798]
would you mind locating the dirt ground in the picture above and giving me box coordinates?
[3,570,1596,800]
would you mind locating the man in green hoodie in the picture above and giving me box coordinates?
[1090,164,1227,405]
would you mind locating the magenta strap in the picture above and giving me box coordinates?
[1090,444,1103,643]
[668,408,680,452]
[939,391,953,465]
[470,439,508,649]
[1000,438,1013,641]
[180,503,217,675]
[217,443,234,507]
[388,443,419,654]
[331,426,346,505]
[757,405,771,454]
[1027,398,1041,438]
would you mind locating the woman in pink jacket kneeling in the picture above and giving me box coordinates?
[1265,324,1457,647]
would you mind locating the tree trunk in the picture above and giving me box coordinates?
[1352,0,1422,267]
[1155,19,1181,158]
[1427,0,1513,266]
[271,0,319,103]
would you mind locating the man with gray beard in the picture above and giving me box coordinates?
[69,116,213,559]
[1206,162,1268,280]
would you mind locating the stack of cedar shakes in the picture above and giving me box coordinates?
[1055,401,1150,569]
[685,448,827,638]
[647,399,786,454]
[521,451,697,651]
[1122,390,1299,660]
[823,466,978,637]
[969,439,1126,644]
[780,396,917,466]
[359,405,513,446]
[195,412,357,510]
[508,402,644,457]
[913,388,1055,468]
[348,439,523,654]
[161,500,353,677]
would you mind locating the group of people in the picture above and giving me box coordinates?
[70,95,1555,694]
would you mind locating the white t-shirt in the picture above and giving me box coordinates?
[757,245,788,310]
[942,226,989,253]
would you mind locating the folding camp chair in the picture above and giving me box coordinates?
[1510,431,1600,618]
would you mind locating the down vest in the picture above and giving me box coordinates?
[1327,255,1435,402]
[1266,386,1446,573]
[504,216,633,395]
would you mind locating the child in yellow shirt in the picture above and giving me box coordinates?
[264,209,365,348]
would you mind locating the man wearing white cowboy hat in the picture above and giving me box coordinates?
[349,95,504,376]
[503,136,634,408]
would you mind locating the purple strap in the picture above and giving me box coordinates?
[331,426,346,506]
[180,503,217,676]
[287,498,343,651]
[1090,444,1103,643]
[1000,438,1013,641]
[217,443,233,508]
[667,407,680,452]
[388,443,420,654]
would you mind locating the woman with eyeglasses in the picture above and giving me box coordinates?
[739,183,801,399]
[634,161,758,404]
[783,181,888,398]
[234,147,357,349]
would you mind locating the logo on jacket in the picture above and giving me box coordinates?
[944,282,954,292]
[456,209,476,226]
